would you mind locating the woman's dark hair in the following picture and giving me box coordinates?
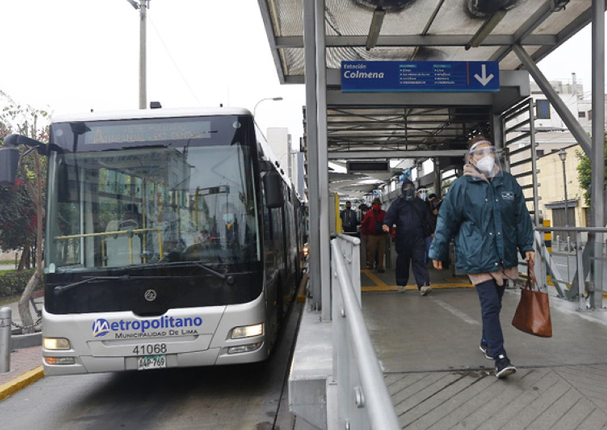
[467,135,491,150]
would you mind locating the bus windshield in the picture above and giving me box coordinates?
[46,144,260,273]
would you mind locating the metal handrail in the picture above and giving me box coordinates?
[55,228,164,266]
[533,226,605,309]
[536,226,607,233]
[336,233,361,245]
[55,228,161,240]
[331,237,400,430]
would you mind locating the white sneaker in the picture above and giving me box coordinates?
[420,285,432,296]
[397,286,406,294]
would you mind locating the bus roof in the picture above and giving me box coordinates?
[52,107,252,123]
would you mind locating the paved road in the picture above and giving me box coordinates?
[0,300,303,430]
[0,264,15,271]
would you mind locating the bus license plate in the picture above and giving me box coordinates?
[138,355,166,370]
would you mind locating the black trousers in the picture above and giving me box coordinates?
[475,279,507,359]
[395,238,430,288]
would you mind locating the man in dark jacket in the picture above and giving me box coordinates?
[382,180,434,295]
[340,201,359,234]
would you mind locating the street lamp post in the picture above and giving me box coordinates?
[253,97,283,118]
[126,0,149,109]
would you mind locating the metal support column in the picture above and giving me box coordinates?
[315,0,331,321]
[492,113,508,173]
[576,233,587,310]
[591,0,605,309]
[303,0,321,310]
[492,113,504,150]
[433,159,441,199]
[513,44,592,157]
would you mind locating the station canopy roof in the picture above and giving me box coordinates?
[259,0,598,84]
[258,0,601,199]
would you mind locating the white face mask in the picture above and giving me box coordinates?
[476,156,495,176]
[223,213,235,223]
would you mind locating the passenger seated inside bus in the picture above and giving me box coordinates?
[119,204,141,229]
[105,204,141,233]
[219,202,239,243]
[194,229,211,245]
[105,203,143,266]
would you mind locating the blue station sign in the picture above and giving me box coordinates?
[341,61,500,92]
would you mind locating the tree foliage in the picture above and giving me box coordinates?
[0,91,50,332]
[576,136,607,206]
[0,91,49,253]
[0,178,36,250]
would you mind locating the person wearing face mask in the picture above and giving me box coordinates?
[382,179,434,296]
[417,187,434,266]
[220,202,239,243]
[429,135,535,380]
[361,198,388,272]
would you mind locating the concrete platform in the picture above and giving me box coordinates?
[289,302,332,430]
[361,268,607,429]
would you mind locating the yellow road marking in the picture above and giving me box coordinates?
[360,270,473,291]
[363,270,607,298]
[361,269,390,289]
[362,283,473,292]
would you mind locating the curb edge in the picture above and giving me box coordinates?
[0,366,44,402]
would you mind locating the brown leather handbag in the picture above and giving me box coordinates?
[512,261,553,337]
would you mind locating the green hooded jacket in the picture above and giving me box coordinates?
[428,164,534,274]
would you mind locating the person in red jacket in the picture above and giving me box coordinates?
[361,198,388,272]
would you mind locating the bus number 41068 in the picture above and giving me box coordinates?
[133,344,167,355]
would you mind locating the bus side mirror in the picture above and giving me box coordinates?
[0,147,20,187]
[263,171,284,209]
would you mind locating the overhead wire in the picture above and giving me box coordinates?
[148,15,203,107]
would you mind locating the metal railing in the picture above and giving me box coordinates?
[330,234,400,430]
[56,228,163,266]
[535,226,606,310]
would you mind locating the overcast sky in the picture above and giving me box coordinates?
[0,1,603,145]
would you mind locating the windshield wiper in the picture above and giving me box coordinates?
[130,261,235,284]
[53,275,173,295]
[188,261,235,285]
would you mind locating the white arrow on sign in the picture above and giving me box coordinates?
[474,64,494,86]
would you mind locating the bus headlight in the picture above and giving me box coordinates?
[43,337,71,350]
[231,323,263,339]
[303,244,310,258]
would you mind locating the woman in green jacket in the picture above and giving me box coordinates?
[429,136,535,379]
